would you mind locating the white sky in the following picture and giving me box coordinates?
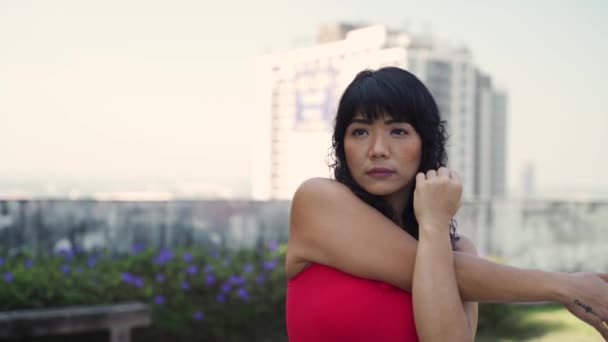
[1,0,607,196]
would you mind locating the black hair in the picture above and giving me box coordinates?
[329,67,458,246]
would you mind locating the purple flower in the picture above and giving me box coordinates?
[255,274,266,284]
[24,259,33,268]
[183,252,193,262]
[156,272,165,283]
[154,295,165,305]
[210,249,219,258]
[216,293,225,303]
[220,283,231,294]
[131,242,146,254]
[205,274,216,285]
[204,264,213,273]
[154,248,175,265]
[134,276,144,288]
[267,240,278,252]
[263,260,277,271]
[237,287,249,301]
[58,248,75,259]
[66,249,75,259]
[194,311,204,321]
[0,256,4,266]
[186,264,198,275]
[122,272,134,284]
[73,246,85,254]
[87,257,96,267]
[228,275,245,285]
[161,248,174,259]
[4,272,13,282]
[243,263,254,273]
[181,280,190,290]
[61,264,70,274]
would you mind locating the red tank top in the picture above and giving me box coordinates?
[286,262,419,341]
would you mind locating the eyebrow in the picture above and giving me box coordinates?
[350,118,407,124]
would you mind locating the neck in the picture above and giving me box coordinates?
[383,187,411,226]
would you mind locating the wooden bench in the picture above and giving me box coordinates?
[0,302,152,342]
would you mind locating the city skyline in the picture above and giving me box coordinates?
[1,1,607,199]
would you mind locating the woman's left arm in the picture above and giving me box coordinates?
[412,169,474,342]
[414,226,472,342]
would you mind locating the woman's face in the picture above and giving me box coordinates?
[344,112,422,208]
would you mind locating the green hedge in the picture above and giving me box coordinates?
[0,242,287,342]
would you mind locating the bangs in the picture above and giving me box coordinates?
[339,72,417,125]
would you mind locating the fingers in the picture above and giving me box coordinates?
[584,293,608,340]
[437,167,450,179]
[569,302,608,341]
[595,319,608,340]
[420,167,462,187]
[598,273,608,283]
[416,172,426,183]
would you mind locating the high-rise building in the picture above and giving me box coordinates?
[473,72,508,199]
[407,40,478,198]
[521,160,536,199]
[490,90,508,198]
[252,24,508,200]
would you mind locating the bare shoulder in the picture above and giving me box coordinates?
[290,177,350,230]
[290,178,355,219]
[290,176,381,225]
[455,235,478,256]
[286,177,351,277]
[293,177,350,201]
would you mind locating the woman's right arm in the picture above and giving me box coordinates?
[287,178,608,339]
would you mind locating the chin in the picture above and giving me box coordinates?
[362,184,402,196]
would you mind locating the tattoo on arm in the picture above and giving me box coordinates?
[574,299,599,317]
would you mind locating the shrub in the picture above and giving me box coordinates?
[0,241,287,342]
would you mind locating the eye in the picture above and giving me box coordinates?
[391,128,408,136]
[351,128,368,136]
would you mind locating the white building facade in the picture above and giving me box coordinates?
[252,24,507,200]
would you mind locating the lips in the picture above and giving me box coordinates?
[367,167,395,174]
[366,168,396,179]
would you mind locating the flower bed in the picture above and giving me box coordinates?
[0,241,287,342]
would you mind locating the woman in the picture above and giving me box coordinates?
[285,67,608,341]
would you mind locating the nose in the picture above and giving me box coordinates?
[369,133,389,159]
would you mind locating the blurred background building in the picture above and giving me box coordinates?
[252,23,508,200]
[521,160,536,199]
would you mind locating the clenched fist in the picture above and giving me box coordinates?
[413,167,462,232]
